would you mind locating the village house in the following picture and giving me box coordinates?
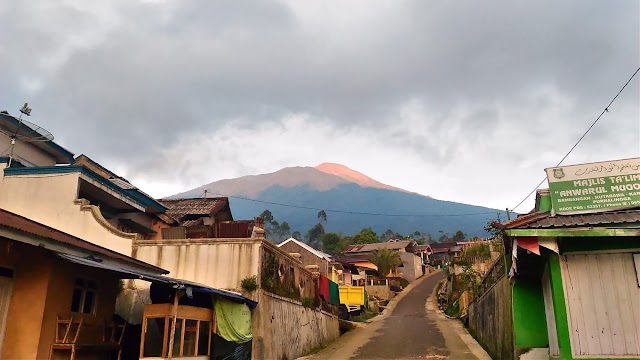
[468,158,640,360]
[0,110,338,359]
[0,208,168,359]
[343,240,424,282]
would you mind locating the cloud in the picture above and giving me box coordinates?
[1,0,638,212]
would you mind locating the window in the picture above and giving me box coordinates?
[141,304,212,358]
[71,278,97,314]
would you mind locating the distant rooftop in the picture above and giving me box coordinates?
[344,240,415,253]
[160,197,230,223]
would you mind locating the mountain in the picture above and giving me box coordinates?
[170,163,508,238]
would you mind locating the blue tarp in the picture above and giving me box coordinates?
[57,252,257,308]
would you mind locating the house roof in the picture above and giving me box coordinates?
[504,209,640,229]
[413,244,432,252]
[0,208,167,274]
[278,238,332,260]
[3,165,168,214]
[159,198,230,223]
[429,241,458,250]
[0,112,75,164]
[344,240,414,253]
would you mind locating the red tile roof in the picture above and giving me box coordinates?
[0,208,167,274]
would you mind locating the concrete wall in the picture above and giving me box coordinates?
[279,241,329,276]
[398,252,423,282]
[468,275,514,360]
[365,285,395,301]
[252,290,339,360]
[134,238,262,292]
[0,171,136,256]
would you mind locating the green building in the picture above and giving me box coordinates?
[503,158,640,359]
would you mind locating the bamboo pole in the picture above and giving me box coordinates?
[167,289,184,360]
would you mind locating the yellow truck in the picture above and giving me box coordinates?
[338,286,366,320]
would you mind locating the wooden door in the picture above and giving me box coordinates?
[0,275,13,358]
[561,253,640,357]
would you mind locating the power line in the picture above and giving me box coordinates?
[203,190,498,217]
[511,66,640,212]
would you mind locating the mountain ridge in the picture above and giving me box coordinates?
[170,163,506,237]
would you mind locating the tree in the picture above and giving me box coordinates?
[381,229,395,241]
[352,228,379,244]
[322,233,344,255]
[305,223,325,250]
[292,231,302,240]
[317,210,327,224]
[278,221,291,240]
[260,209,273,223]
[452,230,466,241]
[368,248,402,277]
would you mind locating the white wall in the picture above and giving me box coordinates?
[0,171,135,256]
[134,238,262,291]
[399,252,424,281]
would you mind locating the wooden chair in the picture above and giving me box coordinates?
[50,316,125,360]
[103,321,127,360]
[50,315,83,359]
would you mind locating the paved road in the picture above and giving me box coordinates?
[352,271,448,359]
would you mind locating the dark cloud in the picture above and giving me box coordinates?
[0,0,638,209]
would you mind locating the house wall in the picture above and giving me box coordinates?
[0,239,52,359]
[468,275,514,360]
[0,136,58,166]
[133,238,262,292]
[0,239,121,359]
[279,241,329,276]
[38,257,121,358]
[398,252,423,282]
[252,290,339,360]
[0,171,136,256]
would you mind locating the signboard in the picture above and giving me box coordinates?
[545,158,640,215]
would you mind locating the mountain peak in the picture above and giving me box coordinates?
[315,162,410,193]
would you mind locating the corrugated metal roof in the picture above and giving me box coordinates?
[0,208,167,274]
[58,253,257,308]
[519,209,640,229]
[160,198,228,221]
[278,238,332,260]
[344,240,414,253]
[503,208,640,230]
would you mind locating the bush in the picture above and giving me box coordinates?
[240,276,258,292]
[301,297,315,308]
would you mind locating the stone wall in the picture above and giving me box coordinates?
[467,275,514,360]
[365,285,395,301]
[252,290,340,360]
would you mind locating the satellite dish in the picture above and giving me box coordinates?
[0,103,55,167]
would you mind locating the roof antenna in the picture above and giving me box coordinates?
[0,103,54,167]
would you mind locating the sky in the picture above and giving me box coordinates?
[1,0,639,213]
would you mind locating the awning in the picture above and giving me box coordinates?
[58,253,257,308]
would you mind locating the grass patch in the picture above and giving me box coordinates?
[351,310,378,322]
[435,280,443,295]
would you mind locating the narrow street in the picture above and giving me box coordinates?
[303,271,490,360]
